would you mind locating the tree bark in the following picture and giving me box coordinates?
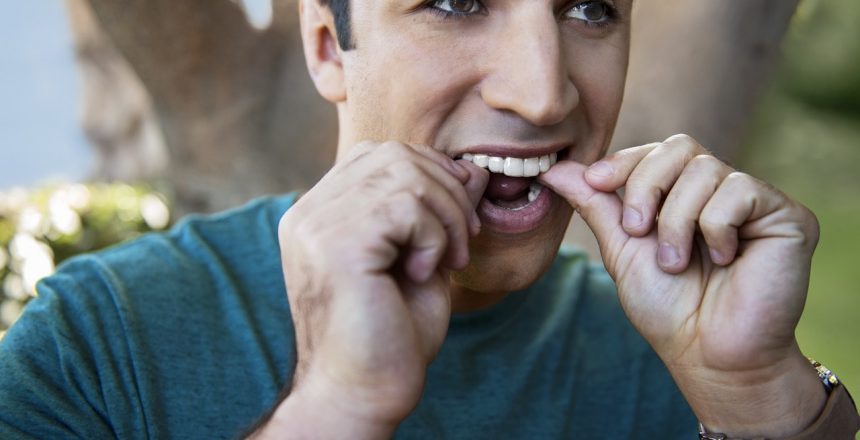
[66,0,169,183]
[69,0,336,216]
[612,0,800,159]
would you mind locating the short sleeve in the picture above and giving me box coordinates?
[0,257,149,439]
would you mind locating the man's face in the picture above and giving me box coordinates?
[338,0,631,294]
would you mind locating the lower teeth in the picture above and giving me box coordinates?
[527,182,543,203]
[488,182,544,211]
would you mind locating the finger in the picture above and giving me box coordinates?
[336,142,476,229]
[655,155,733,273]
[338,142,478,267]
[537,161,627,274]
[389,143,480,234]
[376,191,450,283]
[698,172,787,265]
[410,143,471,184]
[584,142,660,191]
[458,160,490,235]
[400,269,451,359]
[617,134,708,237]
[390,166,472,271]
[354,143,474,257]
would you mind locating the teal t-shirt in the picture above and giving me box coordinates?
[0,195,695,439]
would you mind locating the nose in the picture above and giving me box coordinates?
[480,9,579,127]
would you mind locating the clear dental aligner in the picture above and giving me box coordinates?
[460,153,558,178]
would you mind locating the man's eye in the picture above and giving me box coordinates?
[565,1,614,25]
[431,0,482,15]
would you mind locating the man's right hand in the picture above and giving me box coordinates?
[257,141,488,438]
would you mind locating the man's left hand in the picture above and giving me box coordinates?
[539,134,826,438]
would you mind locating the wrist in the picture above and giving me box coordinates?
[254,379,400,440]
[675,350,827,438]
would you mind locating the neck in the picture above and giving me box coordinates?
[449,282,510,313]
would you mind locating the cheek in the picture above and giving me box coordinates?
[566,41,629,162]
[345,33,480,145]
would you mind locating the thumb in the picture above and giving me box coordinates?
[538,161,627,267]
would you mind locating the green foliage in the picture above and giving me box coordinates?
[739,0,860,390]
[0,183,170,336]
[780,0,860,114]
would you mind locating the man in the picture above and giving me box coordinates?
[1,0,858,439]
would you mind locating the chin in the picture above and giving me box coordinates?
[452,207,570,295]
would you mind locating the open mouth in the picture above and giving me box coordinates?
[456,150,563,209]
[456,148,567,233]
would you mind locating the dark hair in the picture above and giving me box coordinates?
[319,0,353,50]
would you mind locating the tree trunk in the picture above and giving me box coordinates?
[612,0,800,159]
[67,0,336,216]
[66,0,169,183]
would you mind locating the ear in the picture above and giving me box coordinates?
[299,0,346,103]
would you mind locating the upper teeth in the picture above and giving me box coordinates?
[460,153,558,177]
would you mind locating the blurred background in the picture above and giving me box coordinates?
[0,0,858,396]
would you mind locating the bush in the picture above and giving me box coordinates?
[0,183,170,337]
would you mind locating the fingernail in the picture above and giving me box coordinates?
[471,212,481,235]
[709,248,723,264]
[658,243,680,267]
[622,207,643,229]
[587,161,614,177]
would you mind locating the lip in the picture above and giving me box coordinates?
[478,184,556,235]
[453,144,570,159]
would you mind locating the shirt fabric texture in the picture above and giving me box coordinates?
[0,194,697,439]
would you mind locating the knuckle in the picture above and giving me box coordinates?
[665,133,707,156]
[723,171,754,188]
[698,209,730,233]
[687,154,720,171]
[685,155,729,186]
[411,181,432,201]
[624,184,661,208]
[665,133,695,147]
[280,209,314,242]
[393,161,425,184]
[372,192,419,227]
[666,133,693,142]
[362,167,395,193]
[412,143,438,157]
[400,191,424,222]
[398,192,424,220]
[795,203,821,248]
[657,211,694,234]
[380,140,409,157]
